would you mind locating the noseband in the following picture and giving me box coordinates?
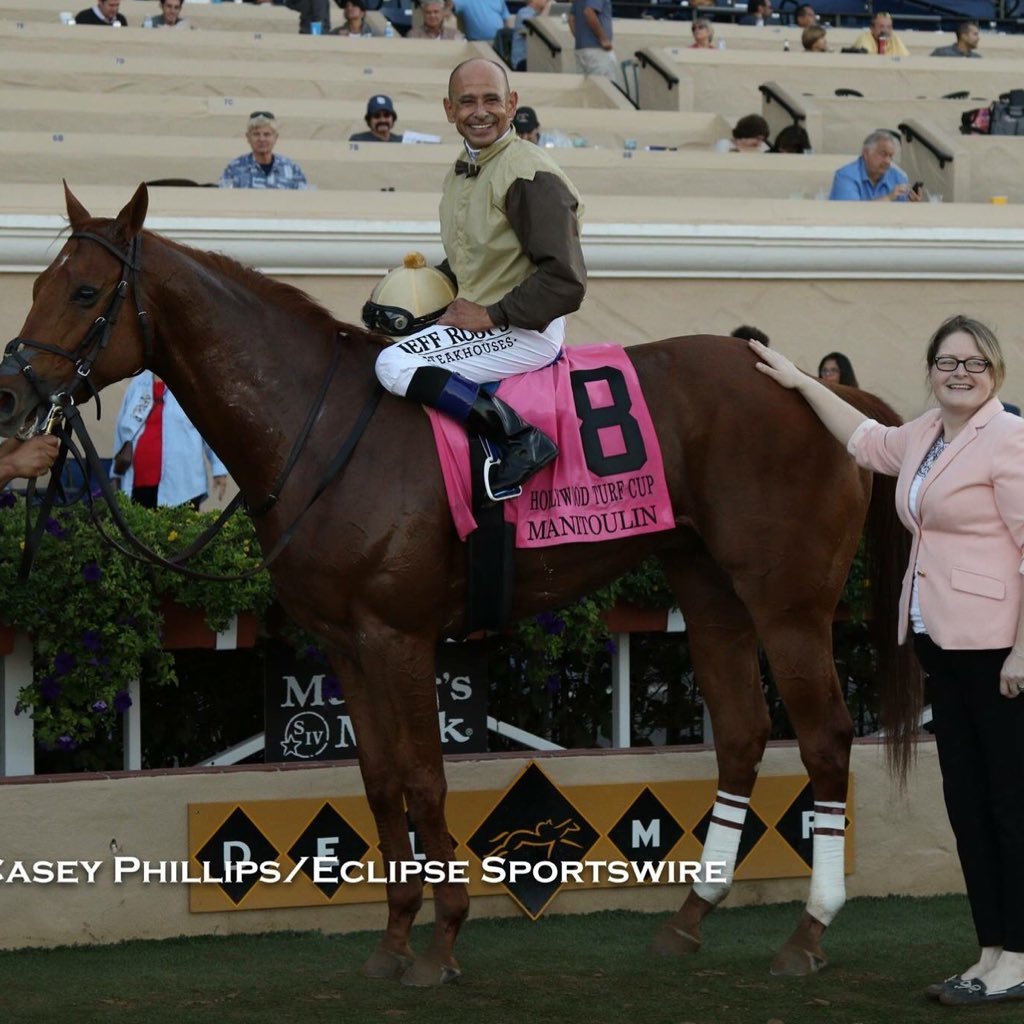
[3,230,153,426]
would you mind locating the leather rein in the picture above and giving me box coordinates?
[5,229,382,583]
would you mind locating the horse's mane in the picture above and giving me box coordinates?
[154,230,347,332]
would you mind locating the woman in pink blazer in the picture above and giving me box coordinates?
[752,315,1024,1007]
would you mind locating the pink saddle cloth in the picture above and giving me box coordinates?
[426,344,675,549]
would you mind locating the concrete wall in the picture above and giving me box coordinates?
[0,740,958,950]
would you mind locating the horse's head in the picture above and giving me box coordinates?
[0,183,151,438]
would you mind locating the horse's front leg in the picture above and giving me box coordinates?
[334,628,468,987]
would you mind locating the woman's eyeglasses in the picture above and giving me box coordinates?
[933,356,991,374]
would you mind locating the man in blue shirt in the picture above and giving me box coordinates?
[569,0,618,84]
[454,0,511,42]
[218,112,309,190]
[829,130,920,202]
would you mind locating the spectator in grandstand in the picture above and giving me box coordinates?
[455,0,513,42]
[569,0,620,84]
[690,19,714,49]
[731,325,769,346]
[713,114,771,153]
[510,0,550,70]
[74,0,128,26]
[152,0,192,29]
[286,0,332,34]
[851,11,910,56]
[112,372,227,510]
[218,112,309,190]
[331,0,374,35]
[829,130,920,202]
[349,95,403,143]
[802,24,827,51]
[818,351,859,387]
[409,0,466,38]
[752,315,1024,1009]
[0,437,60,489]
[931,20,982,58]
[738,0,771,26]
[794,3,816,27]
[772,123,812,153]
[513,106,541,144]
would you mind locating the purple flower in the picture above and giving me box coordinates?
[323,675,343,700]
[303,645,327,664]
[39,677,61,702]
[81,629,102,652]
[53,651,76,677]
[57,734,77,751]
[45,518,67,539]
[91,699,109,714]
[113,690,133,713]
[604,639,618,655]
[81,561,101,583]
[536,611,566,636]
[13,701,26,716]
[0,491,16,509]
[545,673,561,695]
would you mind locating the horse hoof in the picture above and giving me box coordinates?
[769,943,827,977]
[401,957,462,987]
[649,923,702,958]
[361,948,414,981]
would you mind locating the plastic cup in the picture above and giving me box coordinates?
[310,21,323,34]
[928,193,943,203]
[991,196,1008,204]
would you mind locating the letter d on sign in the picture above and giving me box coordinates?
[223,840,252,865]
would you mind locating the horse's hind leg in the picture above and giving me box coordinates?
[649,550,771,959]
[749,610,853,977]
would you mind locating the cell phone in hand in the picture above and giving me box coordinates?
[912,181,924,193]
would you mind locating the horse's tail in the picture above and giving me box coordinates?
[841,386,921,787]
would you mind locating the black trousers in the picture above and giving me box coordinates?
[915,634,1024,951]
[131,487,201,511]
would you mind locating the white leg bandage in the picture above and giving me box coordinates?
[806,800,847,926]
[693,790,749,906]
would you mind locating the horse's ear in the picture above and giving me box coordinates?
[63,180,91,232]
[112,183,149,243]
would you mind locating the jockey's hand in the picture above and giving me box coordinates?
[438,299,495,332]
[749,340,806,391]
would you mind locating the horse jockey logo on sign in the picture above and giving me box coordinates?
[467,763,600,918]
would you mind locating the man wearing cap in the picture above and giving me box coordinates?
[513,106,540,144]
[74,0,128,25]
[218,113,309,190]
[409,0,465,39]
[371,58,586,499]
[349,96,403,143]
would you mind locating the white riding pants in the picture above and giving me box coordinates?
[375,318,566,397]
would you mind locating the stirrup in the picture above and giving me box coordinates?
[481,438,522,503]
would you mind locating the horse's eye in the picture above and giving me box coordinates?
[73,285,99,304]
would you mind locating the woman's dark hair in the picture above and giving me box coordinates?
[818,351,859,386]
[773,124,811,153]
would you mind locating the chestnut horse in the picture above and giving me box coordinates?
[0,185,915,984]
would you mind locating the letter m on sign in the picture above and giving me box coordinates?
[632,819,660,848]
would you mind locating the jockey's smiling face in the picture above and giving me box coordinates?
[444,59,518,151]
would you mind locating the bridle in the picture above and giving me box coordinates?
[4,228,381,583]
[4,231,152,431]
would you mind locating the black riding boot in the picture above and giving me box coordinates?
[466,391,558,496]
[404,366,557,497]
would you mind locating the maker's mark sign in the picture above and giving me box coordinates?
[265,642,488,761]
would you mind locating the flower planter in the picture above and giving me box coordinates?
[159,599,259,651]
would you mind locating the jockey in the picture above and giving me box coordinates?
[370,58,586,499]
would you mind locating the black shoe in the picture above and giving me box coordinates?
[924,975,962,1000]
[939,977,1024,1006]
[466,392,558,498]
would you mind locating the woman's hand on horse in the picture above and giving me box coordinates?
[749,340,806,390]
[437,298,495,331]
